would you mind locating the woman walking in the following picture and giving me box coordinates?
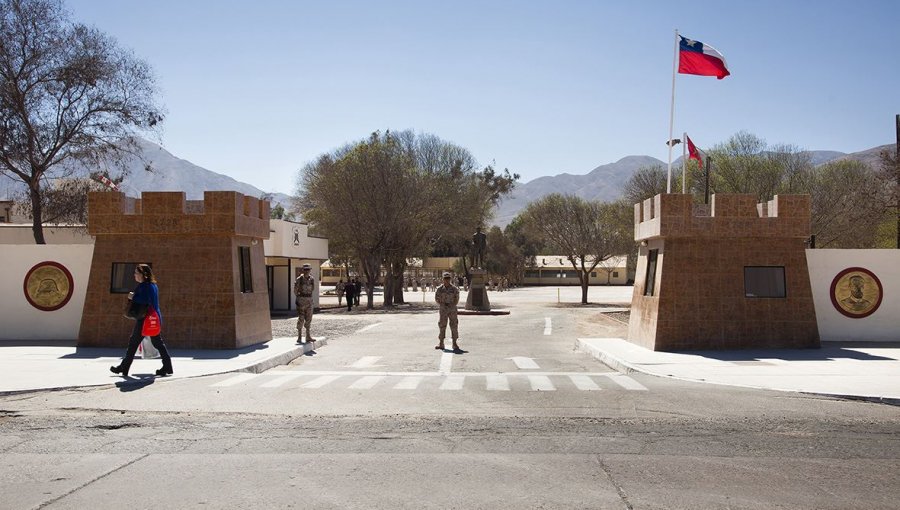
[110,264,174,377]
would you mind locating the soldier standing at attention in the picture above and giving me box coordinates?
[434,271,461,352]
[294,263,316,343]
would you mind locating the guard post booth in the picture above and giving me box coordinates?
[264,219,329,313]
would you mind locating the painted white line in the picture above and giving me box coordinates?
[440,375,465,390]
[607,374,648,391]
[439,351,454,375]
[349,356,383,368]
[528,375,556,391]
[211,373,257,387]
[348,375,384,389]
[486,375,510,391]
[507,357,540,370]
[544,317,552,335]
[301,375,342,388]
[394,376,424,390]
[356,323,382,333]
[569,375,602,391]
[259,373,302,388]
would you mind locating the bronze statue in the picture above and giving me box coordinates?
[472,227,487,269]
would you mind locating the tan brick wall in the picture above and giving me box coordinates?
[628,194,819,351]
[78,191,272,349]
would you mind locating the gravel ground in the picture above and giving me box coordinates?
[272,315,374,340]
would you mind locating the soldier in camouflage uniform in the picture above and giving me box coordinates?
[434,272,461,352]
[294,263,316,343]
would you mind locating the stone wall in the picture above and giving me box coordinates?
[78,191,272,349]
[628,193,819,351]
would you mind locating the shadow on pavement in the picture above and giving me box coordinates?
[681,342,900,362]
[115,375,156,392]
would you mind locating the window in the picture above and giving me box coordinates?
[744,266,785,298]
[524,270,541,278]
[590,272,597,277]
[239,247,253,293]
[110,262,146,293]
[613,271,619,278]
[644,249,658,296]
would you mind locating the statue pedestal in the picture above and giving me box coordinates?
[465,269,491,312]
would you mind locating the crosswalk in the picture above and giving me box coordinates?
[209,371,649,392]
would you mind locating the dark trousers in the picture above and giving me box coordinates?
[354,291,361,306]
[347,293,354,311]
[118,318,173,374]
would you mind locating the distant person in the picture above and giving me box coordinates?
[110,264,173,377]
[294,264,316,343]
[434,272,461,352]
[354,278,362,306]
[336,279,346,306]
[346,278,357,311]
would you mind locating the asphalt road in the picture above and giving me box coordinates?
[2,287,899,509]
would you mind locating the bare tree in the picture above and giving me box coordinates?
[0,0,162,243]
[622,164,667,205]
[521,194,632,304]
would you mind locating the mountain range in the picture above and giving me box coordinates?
[1,139,891,227]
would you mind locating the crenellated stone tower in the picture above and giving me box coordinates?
[78,191,272,349]
[628,193,819,351]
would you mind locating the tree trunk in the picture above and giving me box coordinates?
[361,254,380,310]
[580,273,589,304]
[383,270,394,307]
[392,261,405,304]
[30,183,46,244]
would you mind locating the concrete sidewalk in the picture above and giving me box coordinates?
[0,337,326,395]
[577,337,900,404]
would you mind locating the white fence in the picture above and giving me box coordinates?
[0,245,93,341]
[806,249,899,342]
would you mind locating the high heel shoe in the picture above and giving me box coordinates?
[155,367,173,376]
[109,365,128,377]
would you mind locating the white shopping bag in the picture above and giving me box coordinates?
[141,336,159,359]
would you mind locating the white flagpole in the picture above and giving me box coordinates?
[667,29,679,194]
[682,132,687,194]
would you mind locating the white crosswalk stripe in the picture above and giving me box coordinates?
[211,373,257,387]
[528,375,556,391]
[301,375,342,388]
[348,375,384,389]
[209,372,649,392]
[607,373,648,391]
[440,375,465,390]
[394,376,424,390]
[569,375,602,391]
[486,374,510,391]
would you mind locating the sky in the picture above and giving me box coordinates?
[66,0,900,196]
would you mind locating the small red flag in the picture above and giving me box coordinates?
[686,135,702,168]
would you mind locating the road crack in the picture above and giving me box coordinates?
[596,456,633,510]
[32,453,149,510]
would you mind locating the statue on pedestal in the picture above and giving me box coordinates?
[472,227,487,269]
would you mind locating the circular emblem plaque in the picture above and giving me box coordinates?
[23,261,74,312]
[829,267,883,319]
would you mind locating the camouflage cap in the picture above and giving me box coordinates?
[301,263,312,270]
[442,272,452,278]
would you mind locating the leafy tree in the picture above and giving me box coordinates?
[0,0,162,243]
[876,147,899,248]
[297,130,516,309]
[520,194,633,304]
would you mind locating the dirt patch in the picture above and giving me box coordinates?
[575,310,630,338]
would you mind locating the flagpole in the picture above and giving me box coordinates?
[667,29,679,194]
[682,132,687,194]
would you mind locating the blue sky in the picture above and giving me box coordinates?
[67,0,900,195]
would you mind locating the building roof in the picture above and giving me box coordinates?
[530,255,628,269]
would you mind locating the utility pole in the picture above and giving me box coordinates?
[704,155,711,205]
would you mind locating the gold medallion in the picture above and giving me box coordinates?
[23,261,74,311]
[829,267,882,319]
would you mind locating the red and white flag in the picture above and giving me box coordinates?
[678,35,730,79]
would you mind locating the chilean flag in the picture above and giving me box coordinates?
[678,35,730,79]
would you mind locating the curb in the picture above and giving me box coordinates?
[574,338,900,407]
[237,338,327,374]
